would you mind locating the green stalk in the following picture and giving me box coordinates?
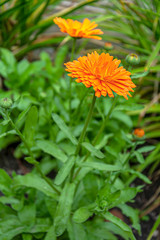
[5,111,60,195]
[93,96,118,145]
[75,94,96,155]
[73,96,118,180]
[70,94,96,180]
[69,37,77,120]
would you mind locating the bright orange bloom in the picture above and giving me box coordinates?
[134,128,145,138]
[65,51,136,99]
[53,17,103,40]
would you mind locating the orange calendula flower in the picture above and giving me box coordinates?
[134,128,145,138]
[53,17,103,40]
[65,51,136,99]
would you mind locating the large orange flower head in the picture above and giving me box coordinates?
[65,51,136,99]
[53,17,103,40]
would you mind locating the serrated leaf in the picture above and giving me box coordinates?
[54,155,75,185]
[52,113,78,145]
[82,142,105,159]
[37,140,67,163]
[78,162,121,172]
[54,182,75,236]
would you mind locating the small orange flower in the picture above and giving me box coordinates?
[104,42,113,50]
[65,51,136,99]
[134,128,145,138]
[53,17,103,40]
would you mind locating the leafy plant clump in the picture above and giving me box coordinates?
[0,2,159,240]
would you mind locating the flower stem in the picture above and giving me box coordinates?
[69,38,77,120]
[5,111,60,195]
[75,94,96,156]
[70,94,96,181]
[71,38,76,61]
[93,96,118,145]
[73,96,118,180]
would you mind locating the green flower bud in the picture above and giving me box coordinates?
[126,53,140,65]
[104,42,113,51]
[0,98,13,109]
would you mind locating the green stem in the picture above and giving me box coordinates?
[69,38,77,120]
[75,94,96,156]
[5,111,60,195]
[71,38,76,61]
[93,96,118,145]
[73,96,118,180]
[70,94,96,180]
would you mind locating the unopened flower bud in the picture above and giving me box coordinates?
[104,42,113,51]
[0,98,13,109]
[133,128,145,138]
[126,53,140,65]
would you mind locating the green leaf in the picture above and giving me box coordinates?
[0,61,7,77]
[54,182,75,236]
[13,173,58,200]
[147,214,160,240]
[16,104,31,125]
[138,146,155,153]
[133,151,145,163]
[82,142,105,159]
[52,113,78,145]
[73,207,93,223]
[44,226,56,240]
[0,169,12,195]
[24,106,38,147]
[0,196,20,205]
[117,188,141,205]
[102,212,136,240]
[24,156,38,165]
[146,38,160,69]
[0,48,16,69]
[22,233,33,240]
[126,170,151,184]
[54,155,75,185]
[112,111,133,128]
[78,162,121,172]
[0,130,17,139]
[37,140,67,163]
[55,45,68,67]
[67,220,87,240]
[119,204,141,234]
[131,71,149,79]
[18,204,36,226]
